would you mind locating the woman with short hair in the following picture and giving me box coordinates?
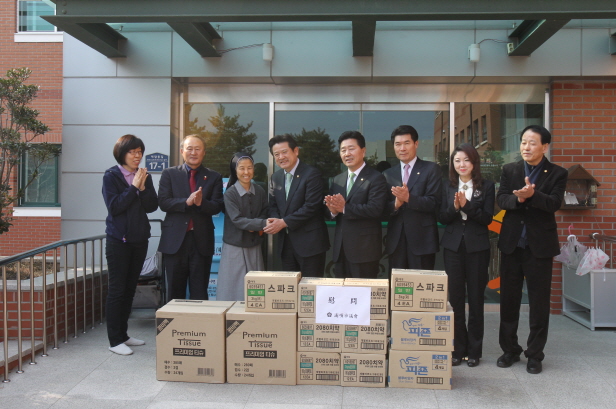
[102,134,158,355]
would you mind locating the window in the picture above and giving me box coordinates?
[19,145,61,206]
[18,0,56,32]
[473,119,479,146]
[482,115,488,142]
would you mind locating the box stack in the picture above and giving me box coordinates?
[388,269,454,390]
[225,271,301,385]
[296,277,389,387]
[340,278,389,388]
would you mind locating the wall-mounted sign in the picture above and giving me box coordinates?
[145,153,168,173]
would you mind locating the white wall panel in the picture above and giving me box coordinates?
[63,34,117,78]
[475,29,582,77]
[63,78,171,125]
[117,32,173,77]
[172,31,272,78]
[62,125,171,173]
[374,30,475,78]
[581,28,616,76]
[271,30,372,78]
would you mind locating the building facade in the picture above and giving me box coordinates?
[0,0,63,255]
[6,1,616,313]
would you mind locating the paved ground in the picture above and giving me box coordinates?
[1,310,615,409]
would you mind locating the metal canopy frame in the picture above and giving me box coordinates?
[43,0,616,58]
[507,20,571,56]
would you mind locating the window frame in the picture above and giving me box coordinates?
[18,144,61,207]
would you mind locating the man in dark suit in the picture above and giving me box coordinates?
[264,134,330,277]
[158,135,224,300]
[324,131,388,278]
[496,125,567,374]
[383,125,442,274]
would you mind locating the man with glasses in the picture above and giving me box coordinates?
[158,135,224,300]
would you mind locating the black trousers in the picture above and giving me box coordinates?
[333,246,379,279]
[164,231,212,301]
[443,241,490,360]
[280,234,326,278]
[388,229,436,277]
[499,247,553,361]
[105,237,148,347]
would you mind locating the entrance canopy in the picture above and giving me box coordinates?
[44,0,616,58]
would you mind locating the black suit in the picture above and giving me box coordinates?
[383,159,442,273]
[269,161,330,277]
[497,158,567,361]
[329,164,388,278]
[158,164,224,300]
[439,180,495,360]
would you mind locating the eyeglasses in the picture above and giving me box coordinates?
[127,150,143,156]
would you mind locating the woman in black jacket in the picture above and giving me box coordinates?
[439,143,495,367]
[102,134,158,355]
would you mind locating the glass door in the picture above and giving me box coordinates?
[274,103,450,277]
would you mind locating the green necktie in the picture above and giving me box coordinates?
[347,172,355,195]
[285,172,293,198]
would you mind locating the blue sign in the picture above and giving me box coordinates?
[145,153,168,173]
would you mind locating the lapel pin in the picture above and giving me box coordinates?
[296,174,299,178]
[544,170,547,173]
[417,172,420,175]
[204,176,207,180]
[360,178,364,181]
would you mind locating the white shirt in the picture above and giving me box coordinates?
[458,178,473,220]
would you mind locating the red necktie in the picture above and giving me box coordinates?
[187,169,197,231]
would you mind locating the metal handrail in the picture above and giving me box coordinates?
[0,235,106,267]
[1,234,107,383]
[589,232,615,269]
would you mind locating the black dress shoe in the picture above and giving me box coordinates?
[496,352,520,368]
[527,358,542,374]
[467,358,480,367]
[452,357,463,366]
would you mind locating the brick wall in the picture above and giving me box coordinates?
[550,81,616,313]
[0,0,63,256]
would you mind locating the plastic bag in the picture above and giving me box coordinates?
[576,247,610,276]
[140,253,159,279]
[555,235,587,269]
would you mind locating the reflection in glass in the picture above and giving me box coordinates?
[185,103,269,185]
[443,103,544,304]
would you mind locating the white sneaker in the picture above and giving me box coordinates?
[109,343,133,355]
[124,337,146,346]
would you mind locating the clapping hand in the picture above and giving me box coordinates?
[186,187,203,206]
[513,176,536,203]
[132,168,148,191]
[324,193,345,215]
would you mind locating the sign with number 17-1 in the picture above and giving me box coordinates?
[145,153,168,173]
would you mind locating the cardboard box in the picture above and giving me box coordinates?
[298,277,344,318]
[156,301,233,383]
[390,305,454,351]
[341,353,387,388]
[226,302,297,385]
[245,271,301,313]
[342,320,388,354]
[388,349,452,390]
[166,299,235,308]
[344,278,389,320]
[391,269,448,312]
[297,352,341,385]
[298,318,342,352]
